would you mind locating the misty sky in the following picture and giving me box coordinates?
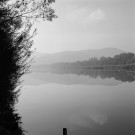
[33,0,135,53]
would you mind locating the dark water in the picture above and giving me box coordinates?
[17,70,135,135]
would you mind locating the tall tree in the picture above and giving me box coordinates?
[0,0,57,90]
[0,0,56,134]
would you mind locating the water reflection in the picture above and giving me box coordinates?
[26,68,135,87]
[18,80,135,135]
[19,67,135,135]
[45,68,135,82]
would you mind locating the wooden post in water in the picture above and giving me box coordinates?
[63,128,67,135]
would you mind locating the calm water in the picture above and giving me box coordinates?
[17,70,135,135]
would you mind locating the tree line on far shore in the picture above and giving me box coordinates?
[47,53,135,70]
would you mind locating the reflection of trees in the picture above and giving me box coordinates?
[42,68,135,82]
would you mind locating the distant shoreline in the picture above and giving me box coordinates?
[84,64,135,71]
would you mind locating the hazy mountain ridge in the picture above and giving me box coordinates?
[33,48,125,65]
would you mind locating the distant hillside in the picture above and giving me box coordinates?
[31,52,48,58]
[33,48,125,65]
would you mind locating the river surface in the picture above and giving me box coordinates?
[16,69,135,135]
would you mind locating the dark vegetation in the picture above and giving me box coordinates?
[0,91,24,135]
[47,53,135,71]
[0,0,56,134]
[33,53,135,82]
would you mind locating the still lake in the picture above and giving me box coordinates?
[17,69,135,135]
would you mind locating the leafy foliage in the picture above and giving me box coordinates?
[0,0,57,90]
[0,0,56,134]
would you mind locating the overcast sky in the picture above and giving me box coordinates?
[33,0,135,53]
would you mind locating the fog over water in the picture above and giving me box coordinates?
[0,0,134,135]
[16,0,135,134]
[17,70,135,135]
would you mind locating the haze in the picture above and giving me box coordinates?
[33,0,135,53]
